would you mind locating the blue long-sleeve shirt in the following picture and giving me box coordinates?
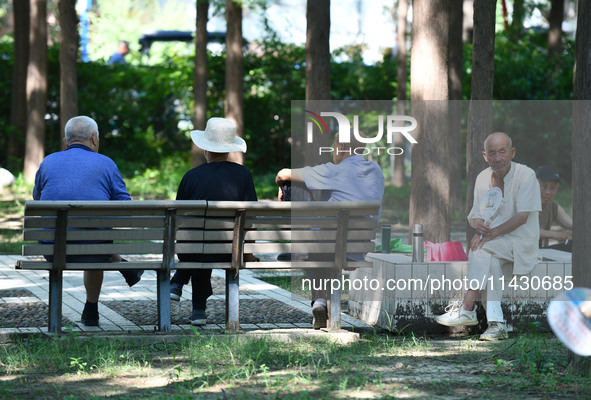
[33,144,130,201]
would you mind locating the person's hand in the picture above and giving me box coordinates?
[278,187,284,201]
[276,168,291,186]
[553,230,572,242]
[470,233,489,251]
[473,218,492,237]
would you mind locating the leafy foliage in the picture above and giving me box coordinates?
[0,25,578,197]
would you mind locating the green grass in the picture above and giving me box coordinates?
[0,331,587,399]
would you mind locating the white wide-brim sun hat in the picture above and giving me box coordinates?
[190,117,247,153]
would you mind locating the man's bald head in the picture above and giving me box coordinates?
[482,132,515,178]
[484,132,512,152]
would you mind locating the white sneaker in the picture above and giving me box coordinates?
[479,322,508,341]
[434,301,478,327]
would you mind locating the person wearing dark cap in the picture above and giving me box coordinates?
[536,166,572,252]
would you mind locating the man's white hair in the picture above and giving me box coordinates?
[65,116,99,144]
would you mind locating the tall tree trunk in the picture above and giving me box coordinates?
[409,0,451,243]
[306,0,331,101]
[570,0,591,375]
[465,0,497,246]
[59,0,78,150]
[510,0,525,38]
[225,0,244,165]
[393,0,408,187]
[9,0,30,171]
[305,0,331,167]
[449,0,464,218]
[548,0,564,62]
[24,0,48,183]
[192,0,208,168]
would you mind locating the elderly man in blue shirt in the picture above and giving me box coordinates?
[276,132,385,329]
[33,116,142,326]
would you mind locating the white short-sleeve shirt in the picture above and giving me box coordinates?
[468,162,542,274]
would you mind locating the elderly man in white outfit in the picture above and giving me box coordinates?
[435,132,542,341]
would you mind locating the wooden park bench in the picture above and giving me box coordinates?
[16,200,380,333]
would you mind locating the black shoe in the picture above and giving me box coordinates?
[121,269,144,287]
[81,302,99,326]
[191,309,207,326]
[277,253,292,261]
[312,299,328,329]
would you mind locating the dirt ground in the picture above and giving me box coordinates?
[0,334,588,399]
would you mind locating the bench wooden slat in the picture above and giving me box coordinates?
[24,228,165,241]
[25,217,170,229]
[23,242,164,256]
[16,260,164,270]
[198,218,376,230]
[175,241,375,254]
[24,200,207,212]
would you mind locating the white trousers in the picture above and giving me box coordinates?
[467,246,513,323]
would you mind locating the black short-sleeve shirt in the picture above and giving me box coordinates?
[176,161,257,262]
[176,161,257,202]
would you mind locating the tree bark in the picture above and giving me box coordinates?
[548,0,564,62]
[192,0,208,168]
[9,0,30,171]
[305,0,331,167]
[59,0,78,150]
[448,0,464,218]
[393,0,409,187]
[225,0,244,165]
[409,0,451,243]
[306,0,331,101]
[24,0,48,183]
[572,0,591,319]
[510,0,525,38]
[465,0,497,246]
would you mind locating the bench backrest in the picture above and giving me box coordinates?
[21,200,380,271]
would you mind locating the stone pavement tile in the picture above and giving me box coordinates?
[240,324,259,330]
[275,323,298,329]
[256,323,277,329]
[294,323,313,329]
[17,327,43,334]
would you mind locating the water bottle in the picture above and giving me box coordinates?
[412,224,424,262]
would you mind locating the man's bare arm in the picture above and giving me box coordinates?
[275,168,305,186]
[471,211,529,250]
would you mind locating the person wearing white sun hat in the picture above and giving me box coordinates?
[170,117,257,326]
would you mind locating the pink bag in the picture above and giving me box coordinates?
[424,241,468,262]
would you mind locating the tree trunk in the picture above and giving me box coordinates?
[409,0,451,243]
[192,0,208,168]
[393,0,409,187]
[570,0,591,365]
[510,0,525,38]
[24,0,48,183]
[448,0,464,218]
[572,0,591,331]
[9,0,30,171]
[305,0,331,167]
[465,0,497,246]
[59,0,78,150]
[225,0,244,165]
[548,0,564,62]
[306,0,331,101]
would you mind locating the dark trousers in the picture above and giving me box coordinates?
[170,268,213,311]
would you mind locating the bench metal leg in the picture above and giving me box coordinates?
[48,270,63,333]
[226,269,239,332]
[328,269,342,331]
[156,270,171,332]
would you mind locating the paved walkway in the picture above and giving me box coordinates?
[0,255,371,335]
